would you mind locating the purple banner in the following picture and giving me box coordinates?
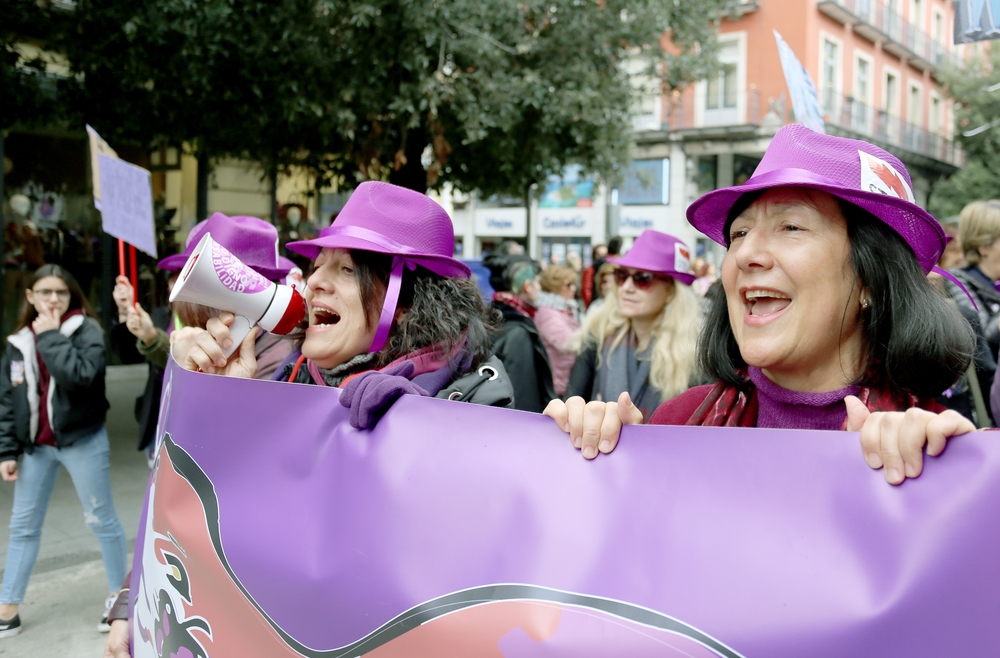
[129,361,1000,657]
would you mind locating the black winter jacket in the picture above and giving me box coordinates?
[490,302,555,413]
[0,315,109,461]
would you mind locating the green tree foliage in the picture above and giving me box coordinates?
[931,50,1000,219]
[38,0,737,196]
[1,1,64,131]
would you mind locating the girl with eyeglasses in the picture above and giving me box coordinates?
[0,264,127,638]
[563,230,702,421]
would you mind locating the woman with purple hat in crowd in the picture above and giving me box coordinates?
[564,229,701,421]
[546,125,978,485]
[171,182,512,425]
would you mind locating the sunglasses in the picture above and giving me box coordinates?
[613,269,667,290]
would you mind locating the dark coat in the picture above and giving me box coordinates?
[0,316,109,462]
[109,306,171,450]
[490,301,555,413]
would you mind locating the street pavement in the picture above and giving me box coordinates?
[0,364,153,657]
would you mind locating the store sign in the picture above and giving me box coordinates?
[474,207,527,237]
[619,159,670,206]
[538,207,595,237]
[617,205,667,237]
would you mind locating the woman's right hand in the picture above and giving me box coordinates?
[543,392,644,459]
[170,312,258,379]
[0,460,17,482]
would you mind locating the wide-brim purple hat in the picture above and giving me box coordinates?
[158,213,293,281]
[286,182,470,279]
[686,124,945,273]
[608,230,696,286]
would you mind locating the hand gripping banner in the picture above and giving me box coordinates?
[129,362,1000,657]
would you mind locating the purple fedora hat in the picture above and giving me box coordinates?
[286,181,469,278]
[608,230,696,286]
[287,181,468,353]
[158,213,293,281]
[686,124,945,273]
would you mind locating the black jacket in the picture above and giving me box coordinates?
[110,306,171,450]
[490,302,555,413]
[0,315,110,461]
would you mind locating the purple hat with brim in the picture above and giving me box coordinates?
[686,124,945,273]
[287,181,469,354]
[608,230,696,286]
[286,182,470,279]
[158,213,293,281]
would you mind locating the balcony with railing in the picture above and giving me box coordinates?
[822,92,962,166]
[817,0,958,72]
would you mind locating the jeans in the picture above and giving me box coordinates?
[0,426,127,604]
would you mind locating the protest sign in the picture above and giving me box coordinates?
[130,361,1000,657]
[98,153,157,257]
[773,31,825,133]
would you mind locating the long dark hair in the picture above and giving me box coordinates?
[349,250,499,368]
[699,196,975,398]
[18,265,98,331]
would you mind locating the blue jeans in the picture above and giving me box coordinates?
[0,426,127,604]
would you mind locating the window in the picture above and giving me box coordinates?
[911,0,924,31]
[707,41,739,110]
[908,84,922,126]
[930,94,942,135]
[822,38,839,114]
[933,10,944,44]
[854,54,873,133]
[885,72,899,115]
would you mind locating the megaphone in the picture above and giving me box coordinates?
[169,232,306,358]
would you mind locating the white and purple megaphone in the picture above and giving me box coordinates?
[169,232,306,358]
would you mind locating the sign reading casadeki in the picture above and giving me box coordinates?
[130,361,1000,657]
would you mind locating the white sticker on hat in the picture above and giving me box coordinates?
[674,242,691,274]
[859,151,914,202]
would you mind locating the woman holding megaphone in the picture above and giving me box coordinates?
[171,181,513,425]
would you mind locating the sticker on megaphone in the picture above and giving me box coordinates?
[170,232,306,359]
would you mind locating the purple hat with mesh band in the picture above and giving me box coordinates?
[287,181,469,354]
[157,213,292,281]
[286,181,469,278]
[687,124,946,273]
[608,230,696,286]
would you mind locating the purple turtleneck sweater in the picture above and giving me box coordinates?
[748,367,860,431]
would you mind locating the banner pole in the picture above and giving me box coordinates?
[117,239,125,278]
[129,244,138,304]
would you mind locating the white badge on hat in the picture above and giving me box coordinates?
[673,242,691,275]
[859,151,915,203]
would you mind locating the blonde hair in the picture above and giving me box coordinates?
[959,200,1000,265]
[540,265,576,293]
[579,277,701,402]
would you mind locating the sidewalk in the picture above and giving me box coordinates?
[0,364,153,657]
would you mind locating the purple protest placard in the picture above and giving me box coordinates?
[98,153,157,257]
[129,361,1000,657]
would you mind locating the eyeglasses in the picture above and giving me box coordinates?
[33,288,71,300]
[613,269,666,290]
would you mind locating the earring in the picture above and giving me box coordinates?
[861,297,871,309]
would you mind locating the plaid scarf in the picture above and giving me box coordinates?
[686,379,927,429]
[493,291,536,319]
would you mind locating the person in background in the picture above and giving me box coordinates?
[0,265,127,637]
[583,261,619,323]
[564,230,701,421]
[496,240,524,257]
[488,256,556,412]
[535,265,582,398]
[942,201,1000,425]
[691,258,718,298]
[580,243,608,309]
[565,250,583,277]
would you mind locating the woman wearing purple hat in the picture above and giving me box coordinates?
[564,230,701,420]
[546,125,977,486]
[171,182,511,429]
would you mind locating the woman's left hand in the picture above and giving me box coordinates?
[845,396,975,485]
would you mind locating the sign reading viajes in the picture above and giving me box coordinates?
[130,361,1000,657]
